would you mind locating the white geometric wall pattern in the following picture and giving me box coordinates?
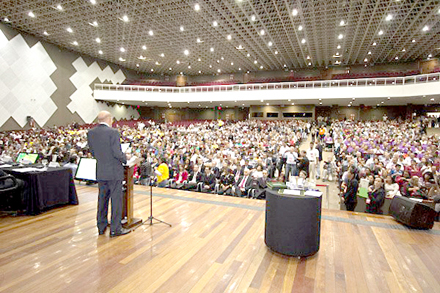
[67,57,138,123]
[0,30,57,127]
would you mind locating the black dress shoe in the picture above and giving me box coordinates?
[110,228,131,237]
[98,227,107,235]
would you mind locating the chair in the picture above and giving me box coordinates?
[0,174,22,212]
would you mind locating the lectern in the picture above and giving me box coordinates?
[122,165,142,229]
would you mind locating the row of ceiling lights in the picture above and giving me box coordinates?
[2,2,439,73]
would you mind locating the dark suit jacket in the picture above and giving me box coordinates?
[343,178,359,204]
[235,175,253,191]
[87,124,127,181]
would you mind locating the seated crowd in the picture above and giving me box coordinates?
[1,118,440,213]
[333,118,440,214]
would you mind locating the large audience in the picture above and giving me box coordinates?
[0,117,439,215]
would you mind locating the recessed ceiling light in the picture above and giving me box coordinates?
[28,11,35,18]
[119,57,125,61]
[120,47,125,52]
[247,53,250,57]
[283,64,287,67]
[254,60,258,64]
[368,51,371,54]
[227,35,232,40]
[337,45,341,49]
[422,25,429,32]
[180,25,184,31]
[251,15,256,21]
[98,50,103,54]
[176,60,180,64]
[306,55,310,59]
[136,64,139,67]
[268,41,273,46]
[194,3,200,11]
[209,65,212,68]
[184,49,189,55]
[56,4,63,11]
[291,103,294,105]
[122,15,129,22]
[210,47,214,52]
[155,61,159,65]
[198,70,201,73]
[301,38,306,44]
[308,62,311,66]
[298,25,303,31]
[292,9,298,16]
[266,103,269,105]
[138,55,146,60]
[231,62,234,65]
[402,48,405,52]
[213,21,218,27]
[95,38,101,43]
[364,58,368,62]
[319,102,323,105]
[90,0,96,4]
[217,60,220,63]
[373,42,377,46]
[4,17,9,22]
[142,45,147,50]
[338,34,343,39]
[275,51,278,54]
[72,41,78,46]
[43,31,49,36]
[169,67,172,70]
[412,39,415,43]
[260,29,265,35]
[92,21,98,27]
[217,69,221,73]
[197,38,202,43]
[149,30,154,36]
[385,14,393,21]
[340,20,345,26]
[378,30,383,35]
[431,98,435,101]
[260,66,263,69]
[160,53,164,57]
[198,58,201,61]
[67,27,73,33]
[395,56,399,60]
[381,101,384,104]
[188,65,191,69]
[239,68,241,70]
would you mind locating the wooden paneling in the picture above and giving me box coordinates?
[0,185,439,292]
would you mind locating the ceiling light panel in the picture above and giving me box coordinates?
[1,0,439,74]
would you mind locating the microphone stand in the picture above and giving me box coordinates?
[143,176,172,227]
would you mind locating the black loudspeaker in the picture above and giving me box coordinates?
[389,196,436,229]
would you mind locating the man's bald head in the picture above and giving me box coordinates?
[97,111,112,126]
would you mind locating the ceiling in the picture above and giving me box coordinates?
[1,0,440,77]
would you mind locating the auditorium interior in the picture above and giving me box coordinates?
[1,1,440,292]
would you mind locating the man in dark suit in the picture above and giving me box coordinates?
[297,150,310,178]
[201,166,216,193]
[87,111,130,237]
[342,168,359,211]
[234,168,253,197]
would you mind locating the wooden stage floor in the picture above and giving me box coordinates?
[0,185,439,293]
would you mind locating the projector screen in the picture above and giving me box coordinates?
[75,158,97,181]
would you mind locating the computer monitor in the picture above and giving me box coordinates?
[75,158,97,181]
[121,142,131,153]
[16,153,39,164]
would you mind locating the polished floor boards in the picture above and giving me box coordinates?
[0,185,439,293]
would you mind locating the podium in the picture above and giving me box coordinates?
[122,165,142,229]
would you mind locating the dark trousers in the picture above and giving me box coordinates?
[97,180,123,233]
[345,202,357,211]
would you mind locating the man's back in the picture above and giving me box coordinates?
[87,124,126,181]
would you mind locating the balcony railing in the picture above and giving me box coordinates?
[95,72,440,93]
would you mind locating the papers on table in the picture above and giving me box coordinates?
[0,164,12,168]
[282,189,301,196]
[304,190,323,197]
[408,198,423,202]
[11,167,47,172]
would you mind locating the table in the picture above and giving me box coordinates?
[3,166,78,215]
[265,189,322,257]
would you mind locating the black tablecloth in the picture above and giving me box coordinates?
[3,166,78,215]
[265,189,322,257]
